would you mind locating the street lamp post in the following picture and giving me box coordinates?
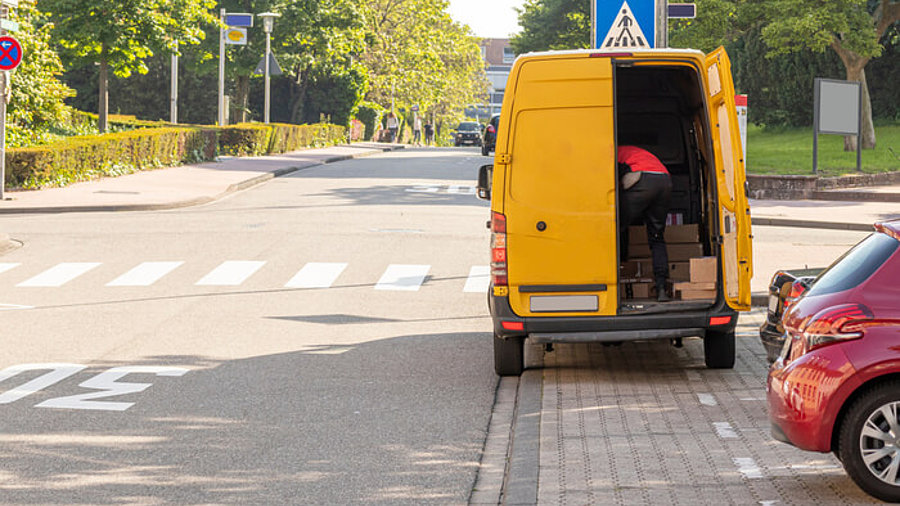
[258,12,280,124]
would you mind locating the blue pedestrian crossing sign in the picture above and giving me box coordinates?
[594,0,656,49]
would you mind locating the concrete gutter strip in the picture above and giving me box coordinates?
[503,370,542,506]
[750,216,873,232]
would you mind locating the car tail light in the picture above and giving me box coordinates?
[783,279,807,311]
[800,303,873,351]
[491,212,508,287]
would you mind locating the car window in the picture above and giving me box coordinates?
[805,232,899,297]
[458,123,479,131]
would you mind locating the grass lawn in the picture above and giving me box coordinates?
[745,123,900,176]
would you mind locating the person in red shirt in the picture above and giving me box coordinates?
[617,145,673,302]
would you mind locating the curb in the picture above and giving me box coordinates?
[0,145,404,215]
[750,216,873,231]
[503,370,541,505]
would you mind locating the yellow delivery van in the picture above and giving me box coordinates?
[476,47,752,375]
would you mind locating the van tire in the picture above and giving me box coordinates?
[494,333,524,376]
[704,330,735,369]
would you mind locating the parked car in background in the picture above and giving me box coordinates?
[453,122,482,147]
[482,114,501,156]
[768,219,900,503]
[759,268,822,363]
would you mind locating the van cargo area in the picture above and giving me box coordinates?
[616,65,717,311]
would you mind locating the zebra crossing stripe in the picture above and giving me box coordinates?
[464,265,490,293]
[17,263,101,287]
[0,263,20,275]
[106,261,185,287]
[375,264,430,291]
[285,262,347,288]
[195,261,265,286]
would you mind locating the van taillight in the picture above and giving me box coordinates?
[800,303,873,351]
[491,212,508,287]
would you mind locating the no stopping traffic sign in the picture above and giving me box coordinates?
[0,36,22,71]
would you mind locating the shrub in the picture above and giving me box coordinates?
[354,101,384,141]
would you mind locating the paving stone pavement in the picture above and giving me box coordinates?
[498,310,881,505]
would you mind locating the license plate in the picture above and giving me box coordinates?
[768,294,779,314]
[779,334,793,361]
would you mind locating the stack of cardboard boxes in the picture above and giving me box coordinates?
[619,223,717,302]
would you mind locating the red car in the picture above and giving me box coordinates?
[768,219,900,502]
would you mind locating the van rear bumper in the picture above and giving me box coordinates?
[489,293,737,341]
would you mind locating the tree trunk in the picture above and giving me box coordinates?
[98,51,109,133]
[290,68,308,124]
[831,40,875,150]
[234,75,250,124]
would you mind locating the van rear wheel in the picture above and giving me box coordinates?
[704,330,735,369]
[493,333,524,376]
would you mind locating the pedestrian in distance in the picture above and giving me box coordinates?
[617,145,673,302]
[423,121,434,146]
[413,115,423,146]
[386,112,400,143]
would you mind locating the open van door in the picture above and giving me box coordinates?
[705,47,752,310]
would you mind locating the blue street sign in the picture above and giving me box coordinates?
[225,13,253,28]
[668,3,696,18]
[594,0,656,49]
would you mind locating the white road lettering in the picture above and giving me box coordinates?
[36,366,189,411]
[0,363,87,404]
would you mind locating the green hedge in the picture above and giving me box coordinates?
[218,122,346,156]
[7,127,217,189]
[5,121,347,190]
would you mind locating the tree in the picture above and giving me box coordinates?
[7,0,74,144]
[511,0,590,54]
[360,0,487,136]
[41,0,217,131]
[760,0,900,149]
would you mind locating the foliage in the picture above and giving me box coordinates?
[42,0,218,129]
[217,122,346,156]
[353,100,384,141]
[511,0,590,54]
[6,126,217,188]
[359,0,488,138]
[5,1,75,145]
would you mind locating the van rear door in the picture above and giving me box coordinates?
[502,55,618,317]
[705,47,752,310]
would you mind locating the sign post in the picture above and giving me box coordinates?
[0,31,22,201]
[813,78,862,174]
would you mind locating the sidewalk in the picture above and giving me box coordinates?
[0,142,403,214]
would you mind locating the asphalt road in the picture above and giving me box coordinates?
[0,147,496,504]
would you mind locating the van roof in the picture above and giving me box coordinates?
[517,47,706,60]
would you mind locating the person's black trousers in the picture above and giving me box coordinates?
[619,172,673,286]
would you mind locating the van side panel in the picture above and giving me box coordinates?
[504,57,618,317]
[705,48,753,310]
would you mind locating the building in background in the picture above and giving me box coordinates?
[467,38,514,121]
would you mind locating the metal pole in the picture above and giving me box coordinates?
[218,8,226,126]
[0,72,6,200]
[656,0,668,48]
[264,33,270,124]
[813,78,820,174]
[591,0,596,48]
[170,41,178,124]
[856,82,862,172]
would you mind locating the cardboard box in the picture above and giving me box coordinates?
[619,282,656,300]
[690,257,717,283]
[668,261,690,281]
[678,289,717,301]
[628,224,699,245]
[674,281,716,292]
[629,242,703,261]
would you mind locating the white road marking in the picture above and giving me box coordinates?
[106,261,184,286]
[0,263,20,275]
[285,262,347,288]
[698,393,717,406]
[714,421,738,438]
[734,457,764,479]
[36,366,188,412]
[375,264,430,291]
[464,265,490,293]
[447,185,476,195]
[0,303,32,311]
[195,261,265,286]
[17,262,101,287]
